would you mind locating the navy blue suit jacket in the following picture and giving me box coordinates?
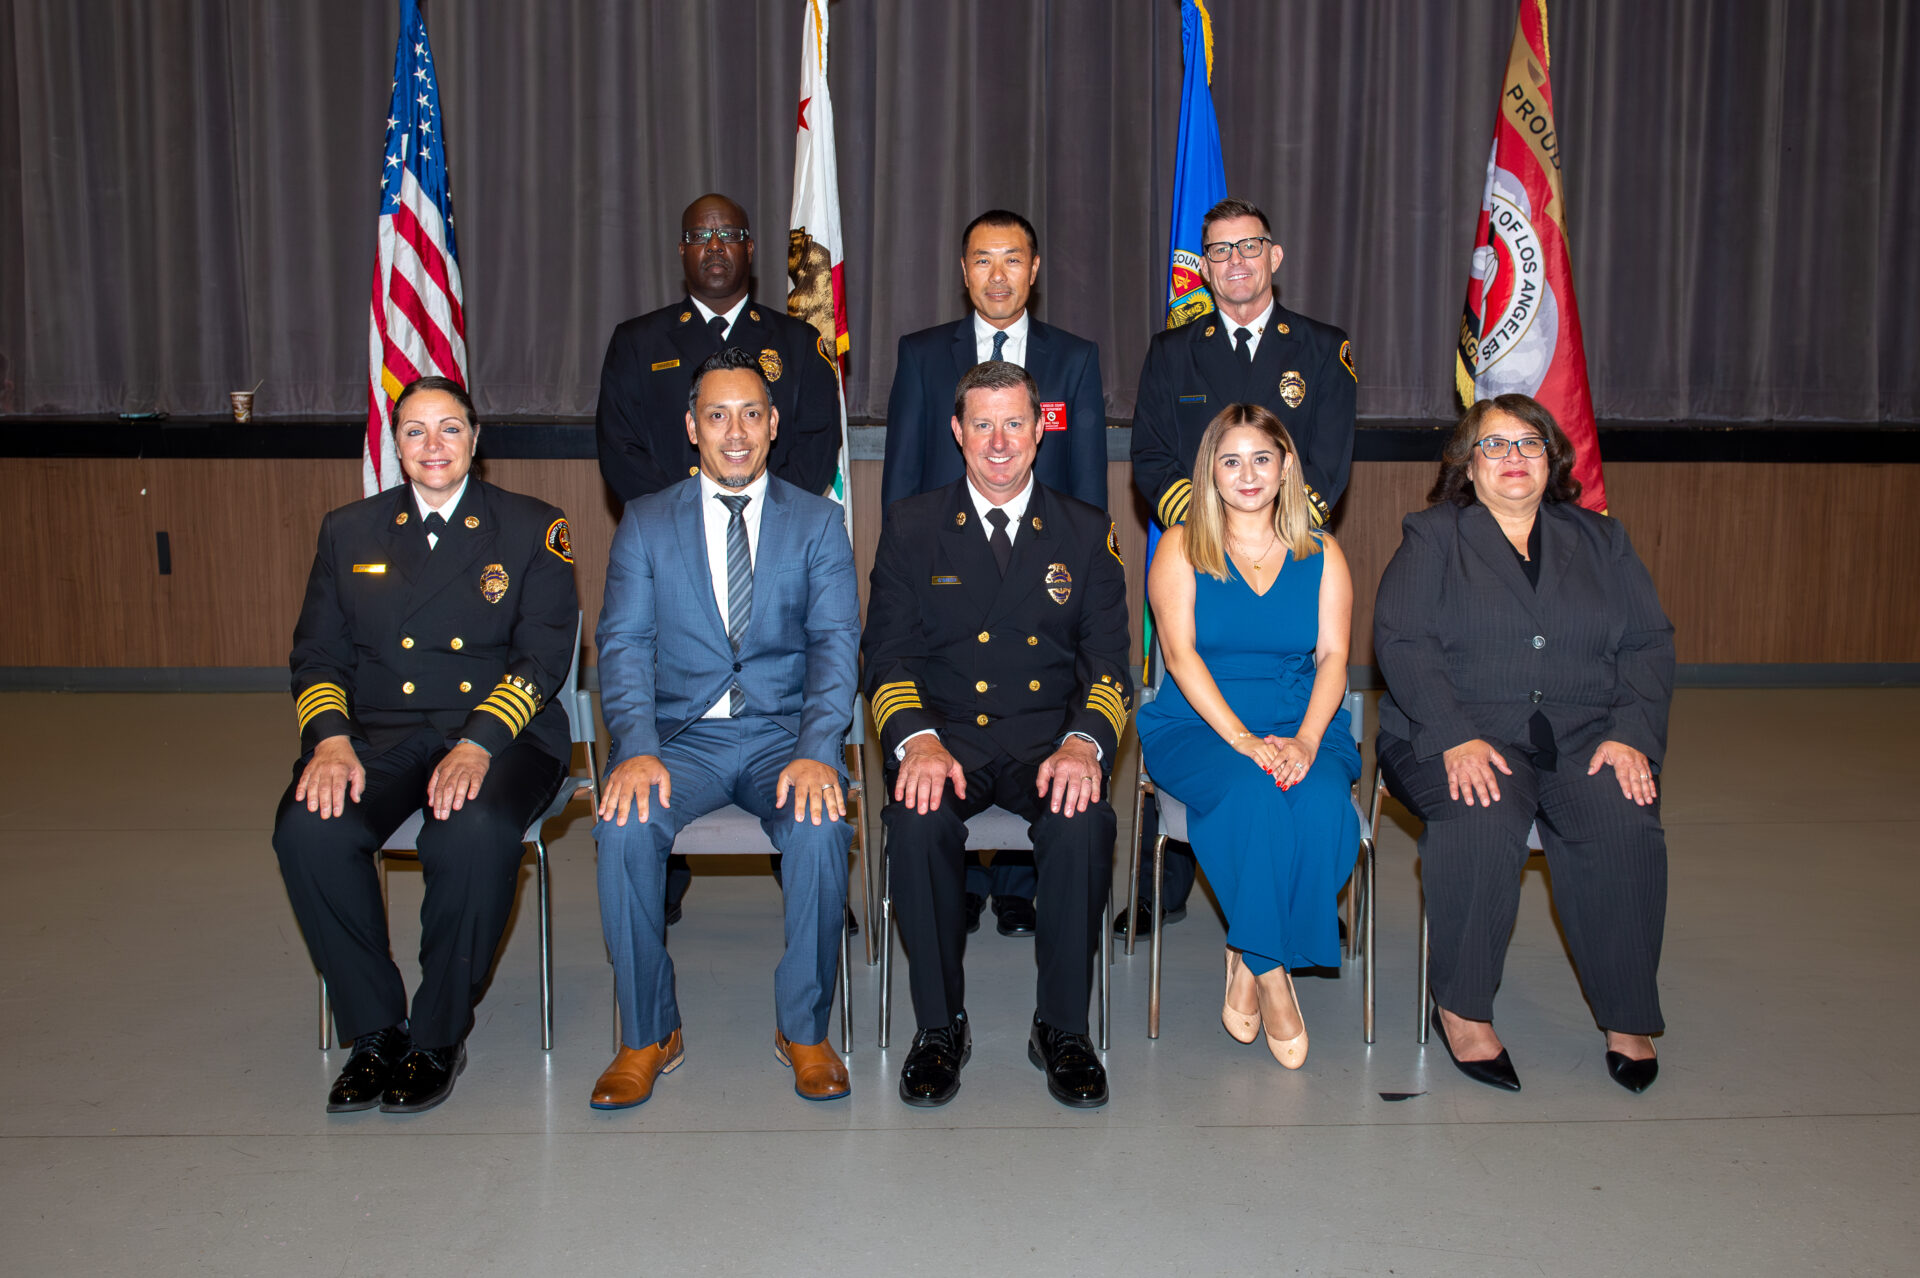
[882,316,1108,513]
[596,474,859,770]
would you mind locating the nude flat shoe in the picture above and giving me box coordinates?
[1222,949,1260,1044]
[1256,967,1309,1069]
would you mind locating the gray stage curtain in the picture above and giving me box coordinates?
[1,0,1914,423]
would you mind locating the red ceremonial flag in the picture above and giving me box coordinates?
[1457,0,1605,512]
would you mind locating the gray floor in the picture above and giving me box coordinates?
[1,688,1915,1276]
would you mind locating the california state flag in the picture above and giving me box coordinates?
[1457,0,1606,512]
[787,0,853,517]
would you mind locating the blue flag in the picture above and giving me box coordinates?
[1164,0,1228,329]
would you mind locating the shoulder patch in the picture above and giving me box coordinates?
[545,517,573,564]
[817,334,836,366]
[1106,522,1124,567]
[1339,339,1356,382]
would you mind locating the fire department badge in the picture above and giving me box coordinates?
[1106,523,1124,566]
[1045,562,1073,605]
[1279,371,1307,410]
[545,518,572,563]
[758,348,783,382]
[480,564,510,604]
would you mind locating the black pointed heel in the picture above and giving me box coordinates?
[1430,1008,1521,1092]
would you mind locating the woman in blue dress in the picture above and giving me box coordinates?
[1137,404,1360,1068]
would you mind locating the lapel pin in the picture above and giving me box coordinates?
[395,511,409,526]
[679,311,692,323]
[464,515,479,529]
[955,511,967,527]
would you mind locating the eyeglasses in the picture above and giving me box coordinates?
[681,227,751,246]
[1202,236,1272,262]
[1473,435,1548,460]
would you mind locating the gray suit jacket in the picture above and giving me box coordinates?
[1374,500,1674,766]
[596,474,859,768]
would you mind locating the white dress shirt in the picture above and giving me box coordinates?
[972,309,1030,366]
[698,468,770,720]
[691,294,749,340]
[411,476,470,549]
[1222,298,1275,361]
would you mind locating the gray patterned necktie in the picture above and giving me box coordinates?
[719,493,753,714]
[991,329,1008,362]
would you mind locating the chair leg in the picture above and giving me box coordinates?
[1418,890,1432,1043]
[319,974,332,1051]
[535,838,553,1051]
[1124,777,1145,956]
[610,973,619,1056]
[877,839,893,1050]
[1098,876,1112,1051]
[1148,833,1167,1039]
[838,908,854,1055]
[1362,833,1376,1045]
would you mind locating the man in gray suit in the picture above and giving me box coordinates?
[590,347,860,1109]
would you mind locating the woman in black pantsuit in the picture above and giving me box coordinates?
[273,376,578,1115]
[1374,394,1674,1094]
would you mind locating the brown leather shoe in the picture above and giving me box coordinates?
[773,1031,851,1101]
[589,1029,684,1110]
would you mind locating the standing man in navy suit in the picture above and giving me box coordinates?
[590,348,860,1109]
[595,193,846,926]
[883,209,1110,938]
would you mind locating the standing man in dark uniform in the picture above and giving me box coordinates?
[273,376,579,1115]
[596,192,841,504]
[883,209,1109,937]
[865,361,1131,1110]
[595,192,844,923]
[1124,196,1358,937]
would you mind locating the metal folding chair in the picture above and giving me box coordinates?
[876,803,1117,1052]
[600,697,872,1056]
[1367,763,1543,1041]
[1127,684,1376,1042]
[319,613,598,1052]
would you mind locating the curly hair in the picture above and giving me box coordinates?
[1429,394,1583,508]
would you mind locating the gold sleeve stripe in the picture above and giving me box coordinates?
[1156,478,1193,527]
[872,696,924,732]
[874,680,919,699]
[492,681,539,719]
[477,698,530,736]
[479,688,532,730]
[1084,691,1126,738]
[296,682,347,712]
[1305,485,1329,528]
[296,696,350,732]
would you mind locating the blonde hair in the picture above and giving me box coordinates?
[1183,404,1321,582]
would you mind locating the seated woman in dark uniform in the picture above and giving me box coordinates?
[273,376,578,1114]
[1374,394,1674,1095]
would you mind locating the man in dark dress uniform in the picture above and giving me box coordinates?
[595,192,844,922]
[1124,196,1358,935]
[864,361,1131,1110]
[273,377,579,1115]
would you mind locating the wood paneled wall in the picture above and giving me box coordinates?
[2,456,1915,669]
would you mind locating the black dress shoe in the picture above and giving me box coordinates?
[845,905,860,938]
[326,1023,410,1113]
[899,1013,971,1107]
[1430,1008,1520,1092]
[993,896,1037,937]
[1028,1014,1108,1108]
[963,893,986,935]
[379,1041,468,1113]
[1605,1050,1659,1093]
[1111,901,1186,938]
[665,901,684,927]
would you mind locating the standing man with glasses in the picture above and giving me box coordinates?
[595,192,845,927]
[883,209,1111,939]
[1123,196,1356,939]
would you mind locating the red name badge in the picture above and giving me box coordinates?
[1040,401,1068,431]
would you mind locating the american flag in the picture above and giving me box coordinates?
[364,0,467,495]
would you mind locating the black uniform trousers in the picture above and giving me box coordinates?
[273,726,566,1048]
[1377,733,1666,1034]
[884,754,1112,1034]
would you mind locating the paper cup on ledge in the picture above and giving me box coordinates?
[229,391,255,422]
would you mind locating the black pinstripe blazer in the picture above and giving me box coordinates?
[1374,500,1674,767]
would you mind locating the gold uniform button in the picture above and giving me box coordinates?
[450,637,463,650]
[975,680,988,693]
[1027,636,1038,646]
[401,681,415,694]
[401,637,414,649]
[977,631,990,643]
[459,681,472,693]
[976,714,989,726]
[1029,680,1041,691]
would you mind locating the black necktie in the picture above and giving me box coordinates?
[719,494,753,714]
[984,507,1012,576]
[990,330,1008,362]
[1234,326,1254,365]
[422,510,447,549]
[709,315,729,348]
